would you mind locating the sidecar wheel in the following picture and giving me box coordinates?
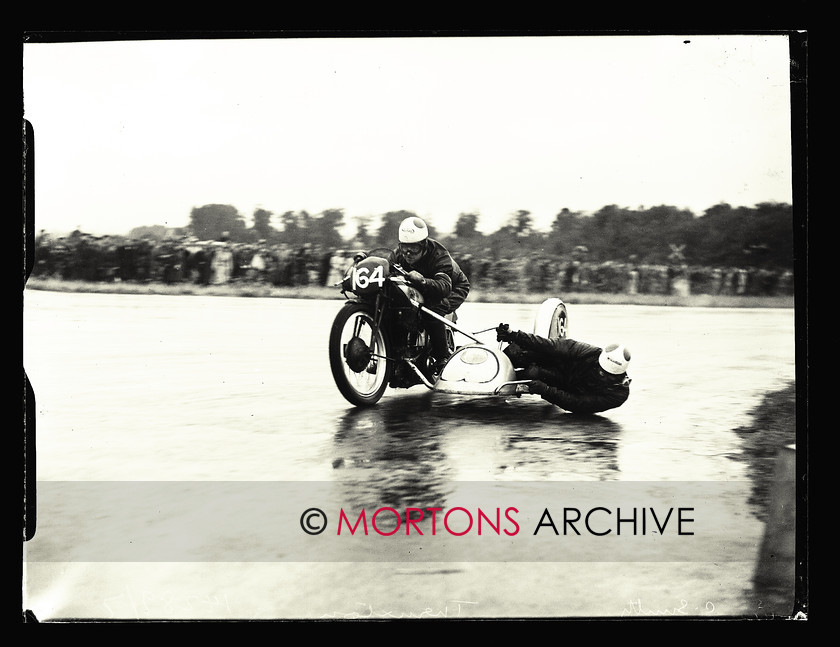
[329,303,392,406]
[532,298,569,340]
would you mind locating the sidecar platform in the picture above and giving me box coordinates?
[434,344,528,397]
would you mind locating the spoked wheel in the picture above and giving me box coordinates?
[532,298,569,340]
[329,303,392,406]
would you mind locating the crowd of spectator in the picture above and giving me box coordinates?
[29,230,794,298]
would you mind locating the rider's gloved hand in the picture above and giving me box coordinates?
[496,323,511,342]
[406,270,426,286]
[523,364,542,380]
[528,380,548,395]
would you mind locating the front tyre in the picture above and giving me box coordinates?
[329,302,392,406]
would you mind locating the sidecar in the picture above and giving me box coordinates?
[434,298,569,397]
[434,343,525,396]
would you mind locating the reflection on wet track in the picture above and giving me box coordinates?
[329,391,627,518]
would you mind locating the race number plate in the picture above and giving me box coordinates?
[350,257,389,295]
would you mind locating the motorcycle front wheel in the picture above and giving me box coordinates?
[329,302,393,406]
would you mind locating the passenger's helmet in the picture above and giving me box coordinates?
[398,217,429,244]
[598,343,631,374]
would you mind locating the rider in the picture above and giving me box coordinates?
[391,217,471,373]
[496,324,631,414]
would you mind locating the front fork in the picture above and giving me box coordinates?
[358,293,395,369]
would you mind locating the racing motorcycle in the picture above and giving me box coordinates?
[328,249,569,407]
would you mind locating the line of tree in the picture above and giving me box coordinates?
[130,201,794,270]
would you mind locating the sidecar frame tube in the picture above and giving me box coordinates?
[412,301,484,344]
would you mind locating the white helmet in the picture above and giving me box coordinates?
[398,217,429,244]
[598,343,631,375]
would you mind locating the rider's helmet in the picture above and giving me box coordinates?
[398,217,429,244]
[598,343,631,375]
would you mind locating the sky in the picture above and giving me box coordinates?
[22,34,795,237]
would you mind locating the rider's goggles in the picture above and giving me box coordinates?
[399,243,425,258]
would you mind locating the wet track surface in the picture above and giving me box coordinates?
[23,290,797,619]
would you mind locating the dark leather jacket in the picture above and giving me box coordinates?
[505,332,630,414]
[391,238,470,314]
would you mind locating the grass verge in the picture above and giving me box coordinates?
[730,381,799,522]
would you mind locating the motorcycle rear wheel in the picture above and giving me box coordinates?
[329,302,392,406]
